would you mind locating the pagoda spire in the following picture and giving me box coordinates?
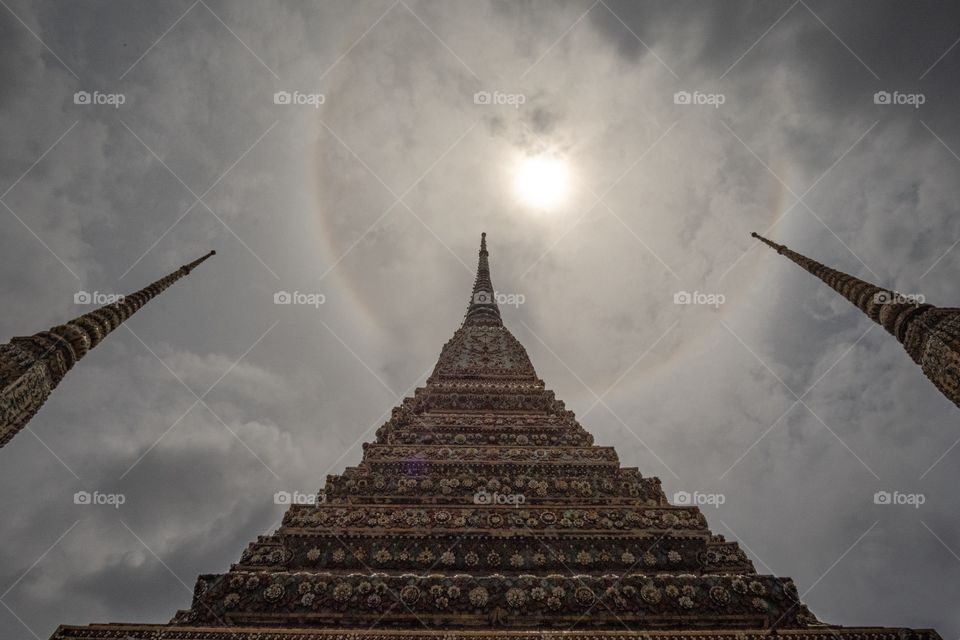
[464,232,502,326]
[752,231,960,409]
[0,250,216,447]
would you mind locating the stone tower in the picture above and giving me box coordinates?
[752,232,960,410]
[51,236,938,640]
[0,250,215,447]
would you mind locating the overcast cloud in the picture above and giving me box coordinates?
[1,1,959,638]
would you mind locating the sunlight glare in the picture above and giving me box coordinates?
[514,154,570,210]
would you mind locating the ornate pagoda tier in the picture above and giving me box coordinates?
[51,235,939,640]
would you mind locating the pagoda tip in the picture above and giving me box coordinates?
[180,249,217,274]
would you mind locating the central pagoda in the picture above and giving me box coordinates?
[53,234,938,639]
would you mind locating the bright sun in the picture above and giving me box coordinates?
[514,154,570,209]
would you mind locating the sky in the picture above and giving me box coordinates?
[1,0,960,637]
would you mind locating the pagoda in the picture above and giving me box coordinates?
[51,235,939,640]
[0,250,215,447]
[752,232,960,410]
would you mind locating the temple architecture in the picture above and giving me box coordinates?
[0,250,215,447]
[753,232,960,410]
[51,235,938,639]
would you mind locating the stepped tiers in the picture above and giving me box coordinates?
[51,235,939,640]
[752,232,960,410]
[0,250,215,448]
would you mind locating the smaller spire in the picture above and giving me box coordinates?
[751,232,912,329]
[464,232,502,326]
[0,250,216,447]
[752,232,960,410]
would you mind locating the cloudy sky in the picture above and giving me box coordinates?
[2,0,960,637]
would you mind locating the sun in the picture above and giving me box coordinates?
[514,154,571,209]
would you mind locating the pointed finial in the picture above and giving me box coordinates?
[181,249,216,274]
[464,233,501,326]
[751,232,786,254]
